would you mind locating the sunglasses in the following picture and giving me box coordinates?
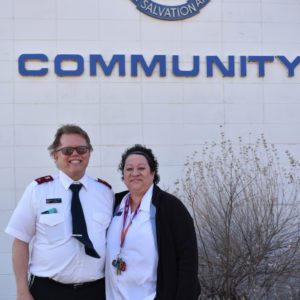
[55,146,90,156]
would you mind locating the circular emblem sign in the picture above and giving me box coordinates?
[130,0,210,21]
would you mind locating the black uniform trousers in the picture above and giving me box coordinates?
[29,275,105,300]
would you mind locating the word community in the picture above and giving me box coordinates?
[18,54,300,78]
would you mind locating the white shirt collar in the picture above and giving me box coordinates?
[119,184,154,213]
[139,185,153,212]
[59,170,89,190]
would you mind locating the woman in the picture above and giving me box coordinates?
[106,144,200,300]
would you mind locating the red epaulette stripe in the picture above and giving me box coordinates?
[35,175,54,185]
[97,178,112,189]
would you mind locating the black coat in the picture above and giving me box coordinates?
[115,185,200,300]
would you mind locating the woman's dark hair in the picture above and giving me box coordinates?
[48,124,93,156]
[119,144,160,184]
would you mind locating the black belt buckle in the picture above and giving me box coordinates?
[72,282,85,289]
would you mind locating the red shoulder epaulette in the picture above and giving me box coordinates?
[97,178,112,189]
[35,175,54,185]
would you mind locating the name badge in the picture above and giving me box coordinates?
[46,198,62,204]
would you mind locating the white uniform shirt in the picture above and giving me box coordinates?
[105,185,158,300]
[5,171,114,283]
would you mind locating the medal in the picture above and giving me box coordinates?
[112,255,127,275]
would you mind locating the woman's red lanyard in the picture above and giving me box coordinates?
[120,195,142,247]
[112,194,142,275]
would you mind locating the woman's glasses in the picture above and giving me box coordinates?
[55,146,90,156]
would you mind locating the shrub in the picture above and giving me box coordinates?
[175,132,300,299]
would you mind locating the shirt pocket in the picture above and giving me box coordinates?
[39,214,65,243]
[92,213,111,232]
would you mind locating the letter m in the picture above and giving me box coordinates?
[131,55,166,77]
[90,55,125,76]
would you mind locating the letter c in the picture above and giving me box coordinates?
[18,54,48,76]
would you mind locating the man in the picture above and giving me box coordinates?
[5,124,114,300]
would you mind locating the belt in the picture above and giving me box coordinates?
[33,275,104,290]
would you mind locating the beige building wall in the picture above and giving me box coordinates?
[1,0,300,298]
